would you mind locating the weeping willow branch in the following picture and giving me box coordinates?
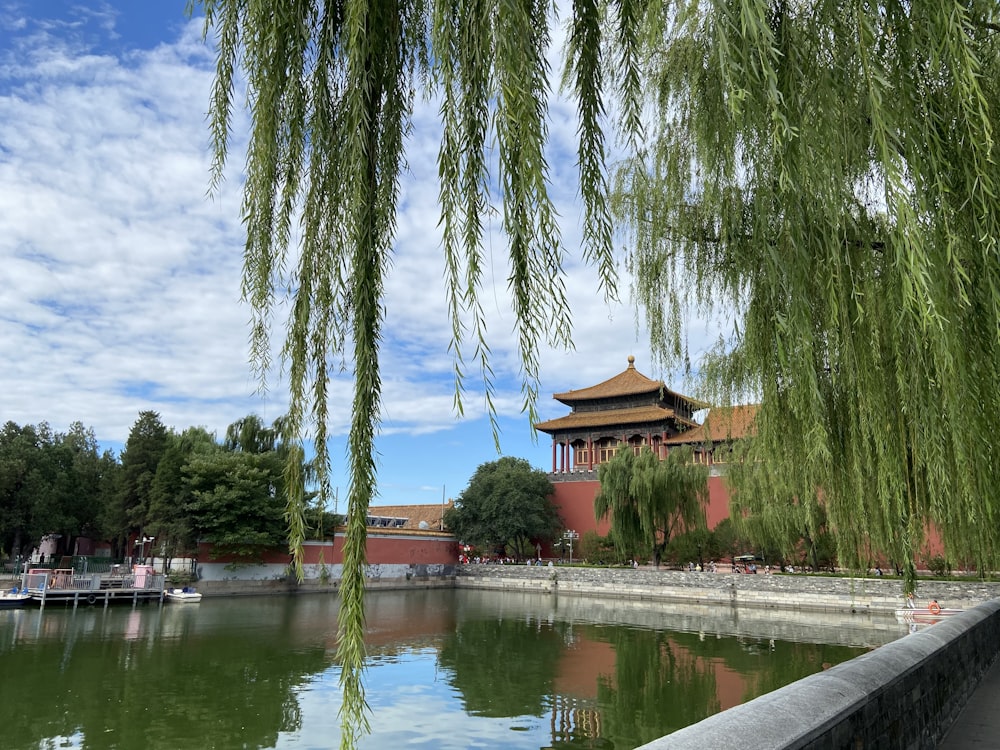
[614,0,1000,594]
[193,0,623,744]
[195,0,1000,742]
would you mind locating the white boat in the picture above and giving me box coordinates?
[164,587,203,603]
[895,606,962,622]
[0,589,31,609]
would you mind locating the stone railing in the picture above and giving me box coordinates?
[637,600,1000,749]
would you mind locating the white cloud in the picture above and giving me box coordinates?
[0,4,717,499]
[0,14,264,443]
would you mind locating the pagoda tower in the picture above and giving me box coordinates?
[534,356,757,539]
[534,355,706,475]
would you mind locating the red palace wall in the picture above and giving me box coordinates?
[552,480,612,537]
[550,475,948,564]
[551,475,733,538]
[705,476,732,529]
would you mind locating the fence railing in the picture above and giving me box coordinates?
[20,570,165,592]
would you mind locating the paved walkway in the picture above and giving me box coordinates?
[939,656,1000,748]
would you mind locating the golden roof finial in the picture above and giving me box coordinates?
[627,355,635,368]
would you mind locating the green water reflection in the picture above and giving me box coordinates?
[0,589,905,749]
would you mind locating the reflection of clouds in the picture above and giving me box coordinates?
[286,651,553,749]
[37,731,84,749]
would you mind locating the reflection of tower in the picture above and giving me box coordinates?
[547,693,605,747]
[573,707,602,740]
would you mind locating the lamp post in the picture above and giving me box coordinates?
[134,536,155,566]
[563,530,579,565]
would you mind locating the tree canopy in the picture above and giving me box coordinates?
[193,0,1000,744]
[445,457,559,559]
[0,412,321,570]
[112,410,169,557]
[0,421,114,561]
[146,415,318,564]
[612,2,1000,588]
[595,445,709,567]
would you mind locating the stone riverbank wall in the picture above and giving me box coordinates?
[456,565,1000,749]
[194,562,457,597]
[454,564,1000,613]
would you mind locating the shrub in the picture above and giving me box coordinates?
[927,555,951,577]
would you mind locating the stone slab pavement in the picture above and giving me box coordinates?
[939,655,1000,748]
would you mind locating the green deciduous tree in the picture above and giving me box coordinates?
[596,446,709,568]
[185,449,289,559]
[725,442,838,572]
[0,422,57,560]
[148,426,219,569]
[0,421,112,563]
[445,457,559,560]
[181,415,317,561]
[224,414,282,454]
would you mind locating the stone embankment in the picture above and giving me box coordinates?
[456,564,1000,749]
[454,563,1000,613]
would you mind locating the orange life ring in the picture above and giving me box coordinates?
[928,601,941,614]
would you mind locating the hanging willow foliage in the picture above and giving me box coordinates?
[192,0,620,745]
[613,1,1000,590]
[193,0,1000,743]
[595,445,709,566]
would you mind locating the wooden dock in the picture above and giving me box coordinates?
[19,568,166,609]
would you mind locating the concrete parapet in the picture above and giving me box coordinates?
[634,600,1000,750]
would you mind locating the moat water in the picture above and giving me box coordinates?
[0,588,910,749]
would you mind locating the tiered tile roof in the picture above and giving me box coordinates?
[550,355,708,407]
[664,404,758,444]
[535,356,705,435]
[366,501,454,530]
[535,404,697,432]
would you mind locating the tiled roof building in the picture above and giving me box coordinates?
[534,356,757,537]
[366,501,454,531]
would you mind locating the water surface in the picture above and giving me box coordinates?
[0,588,906,749]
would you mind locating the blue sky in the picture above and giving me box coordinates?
[0,1,720,509]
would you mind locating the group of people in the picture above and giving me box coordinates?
[686,561,720,573]
[457,555,557,566]
[458,555,517,565]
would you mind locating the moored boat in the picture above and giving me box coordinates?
[164,587,202,603]
[895,605,962,622]
[0,589,32,609]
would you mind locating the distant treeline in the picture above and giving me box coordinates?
[0,412,339,566]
